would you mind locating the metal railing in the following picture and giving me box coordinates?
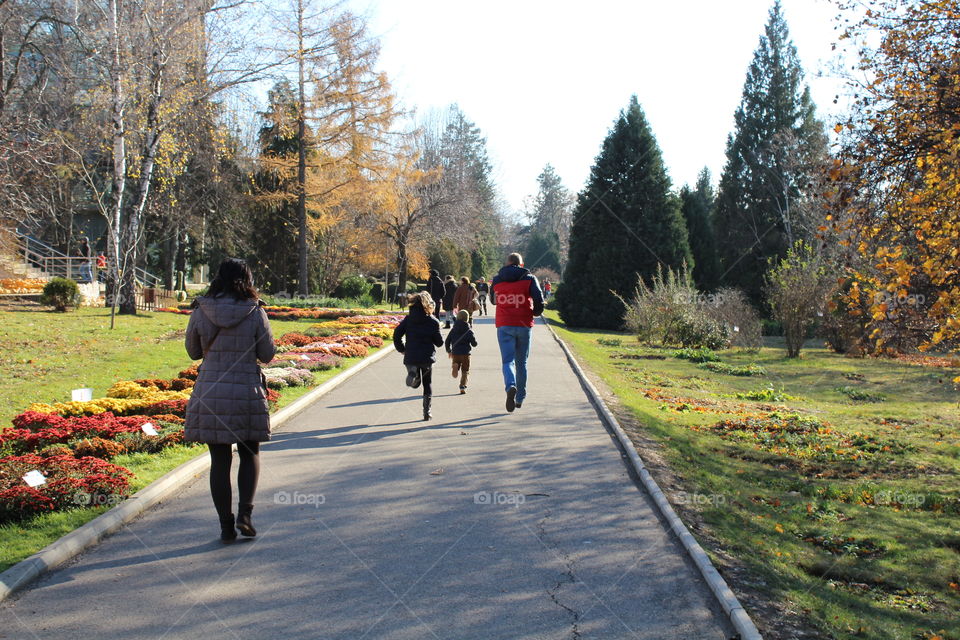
[3,230,162,288]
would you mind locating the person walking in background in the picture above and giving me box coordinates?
[468,282,480,325]
[393,292,444,420]
[453,276,477,325]
[96,253,107,282]
[490,253,544,412]
[427,269,444,321]
[442,275,457,329]
[184,258,275,543]
[543,279,552,300]
[445,309,477,394]
[77,237,93,283]
[475,277,489,315]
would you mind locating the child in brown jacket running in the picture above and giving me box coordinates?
[444,309,478,393]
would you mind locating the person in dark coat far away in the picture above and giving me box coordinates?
[184,258,275,542]
[393,292,444,420]
[442,275,457,328]
[427,269,445,320]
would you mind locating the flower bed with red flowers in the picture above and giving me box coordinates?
[0,309,388,527]
[179,364,199,380]
[0,369,283,522]
[1,412,158,454]
[276,332,384,351]
[276,332,317,347]
[0,454,133,522]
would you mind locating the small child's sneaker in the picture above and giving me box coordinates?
[459,386,466,394]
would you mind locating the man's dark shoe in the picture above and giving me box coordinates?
[515,402,522,409]
[413,373,421,389]
[405,370,416,387]
[506,387,517,412]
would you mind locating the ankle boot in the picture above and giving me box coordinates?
[220,513,237,542]
[423,396,432,421]
[236,504,256,537]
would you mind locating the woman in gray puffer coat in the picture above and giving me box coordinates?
[184,258,275,542]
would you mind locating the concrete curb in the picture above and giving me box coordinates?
[0,344,396,603]
[542,318,763,640]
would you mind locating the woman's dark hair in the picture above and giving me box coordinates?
[206,258,258,300]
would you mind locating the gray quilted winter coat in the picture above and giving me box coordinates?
[183,295,276,444]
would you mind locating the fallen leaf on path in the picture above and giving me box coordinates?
[429,467,444,475]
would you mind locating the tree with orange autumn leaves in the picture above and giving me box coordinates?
[828,0,960,358]
[252,7,403,295]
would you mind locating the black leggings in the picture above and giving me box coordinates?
[407,364,433,397]
[208,441,260,520]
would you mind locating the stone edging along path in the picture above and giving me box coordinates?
[541,317,763,640]
[0,344,396,604]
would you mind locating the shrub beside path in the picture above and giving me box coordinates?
[0,316,734,639]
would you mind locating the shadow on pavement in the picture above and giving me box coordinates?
[267,415,500,450]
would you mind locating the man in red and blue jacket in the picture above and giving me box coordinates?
[490,252,544,412]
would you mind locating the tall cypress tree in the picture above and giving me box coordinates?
[528,163,573,267]
[680,168,720,291]
[557,96,691,329]
[713,0,828,304]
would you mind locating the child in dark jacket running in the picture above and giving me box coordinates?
[393,292,444,420]
[445,309,478,394]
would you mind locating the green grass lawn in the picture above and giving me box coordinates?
[0,306,381,572]
[545,310,960,640]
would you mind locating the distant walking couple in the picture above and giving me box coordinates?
[393,252,544,418]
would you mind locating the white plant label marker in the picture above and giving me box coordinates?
[22,470,46,487]
[141,422,158,436]
[72,388,93,402]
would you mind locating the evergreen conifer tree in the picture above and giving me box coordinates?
[680,168,720,290]
[713,0,828,303]
[557,96,691,329]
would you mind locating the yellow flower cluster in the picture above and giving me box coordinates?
[29,397,144,416]
[313,323,393,339]
[0,278,47,294]
[106,381,191,400]
[29,385,191,417]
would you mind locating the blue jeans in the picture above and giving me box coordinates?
[497,326,532,402]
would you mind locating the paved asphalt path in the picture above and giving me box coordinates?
[1,315,733,640]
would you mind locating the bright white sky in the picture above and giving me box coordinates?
[350,0,850,217]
